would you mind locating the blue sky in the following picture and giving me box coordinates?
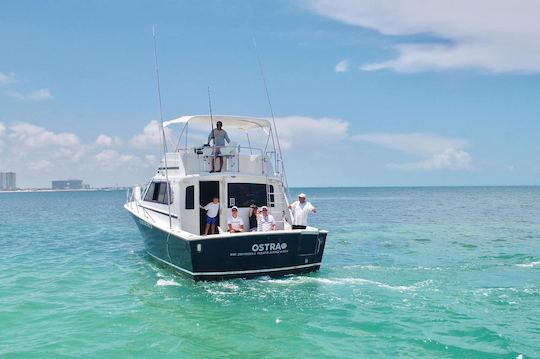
[1,0,539,188]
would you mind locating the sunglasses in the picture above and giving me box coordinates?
[232,209,237,211]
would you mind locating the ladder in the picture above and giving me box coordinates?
[265,173,291,229]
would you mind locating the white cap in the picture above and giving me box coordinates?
[298,193,306,198]
[261,205,268,210]
[231,206,238,210]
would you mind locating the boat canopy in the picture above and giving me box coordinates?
[163,115,271,131]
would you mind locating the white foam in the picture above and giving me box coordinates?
[156,279,181,287]
[516,261,540,268]
[219,282,239,290]
[265,276,430,292]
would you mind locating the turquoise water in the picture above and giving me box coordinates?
[1,187,539,358]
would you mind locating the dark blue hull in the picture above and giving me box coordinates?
[131,214,327,281]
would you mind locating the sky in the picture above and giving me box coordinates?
[1,0,540,188]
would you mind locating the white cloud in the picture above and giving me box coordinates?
[7,88,53,101]
[9,122,80,148]
[96,134,122,147]
[335,59,349,73]
[0,120,160,187]
[352,133,468,156]
[307,0,540,73]
[387,148,472,171]
[274,116,348,150]
[353,132,472,171]
[29,160,55,172]
[0,72,16,85]
[129,120,171,149]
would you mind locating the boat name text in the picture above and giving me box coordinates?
[252,242,287,252]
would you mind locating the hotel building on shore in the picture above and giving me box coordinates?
[0,172,16,190]
[51,179,84,190]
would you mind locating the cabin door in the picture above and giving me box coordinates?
[199,181,220,235]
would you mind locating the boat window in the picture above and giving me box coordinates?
[143,181,170,204]
[227,183,267,208]
[185,185,194,209]
[144,182,156,201]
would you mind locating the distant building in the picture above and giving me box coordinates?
[52,179,83,190]
[0,172,16,190]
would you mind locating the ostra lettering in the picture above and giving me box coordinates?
[251,242,288,252]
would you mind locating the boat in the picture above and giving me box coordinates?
[124,114,328,281]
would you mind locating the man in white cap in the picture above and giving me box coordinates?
[227,206,244,233]
[257,206,276,232]
[288,193,316,229]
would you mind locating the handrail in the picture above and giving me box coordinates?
[172,145,273,176]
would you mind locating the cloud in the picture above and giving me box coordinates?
[0,72,16,85]
[306,0,540,73]
[96,134,122,147]
[129,120,171,149]
[386,148,472,171]
[335,60,349,73]
[29,160,55,172]
[0,121,160,187]
[7,88,53,101]
[274,116,348,150]
[353,132,472,171]
[352,133,468,156]
[9,122,80,148]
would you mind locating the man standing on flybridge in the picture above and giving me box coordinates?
[207,120,230,172]
[288,193,317,229]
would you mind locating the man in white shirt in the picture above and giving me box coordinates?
[257,206,276,232]
[200,197,220,235]
[288,193,316,230]
[227,206,244,233]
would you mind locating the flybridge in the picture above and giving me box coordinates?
[156,115,283,180]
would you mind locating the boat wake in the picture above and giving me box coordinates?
[156,278,182,287]
[263,276,433,292]
[516,260,540,268]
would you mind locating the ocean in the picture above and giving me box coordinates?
[1,187,539,358]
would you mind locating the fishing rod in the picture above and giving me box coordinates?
[152,26,172,229]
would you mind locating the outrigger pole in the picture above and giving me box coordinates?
[207,86,216,169]
[152,26,172,229]
[252,38,290,198]
[207,86,215,143]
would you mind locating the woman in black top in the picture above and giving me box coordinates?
[248,203,258,232]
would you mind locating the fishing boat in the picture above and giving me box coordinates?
[124,114,328,281]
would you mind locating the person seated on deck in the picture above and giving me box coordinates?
[227,206,244,233]
[257,206,276,232]
[200,197,220,235]
[207,120,231,173]
[248,201,258,232]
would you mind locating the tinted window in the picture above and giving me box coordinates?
[143,182,170,204]
[185,185,194,209]
[227,183,267,208]
[144,182,156,201]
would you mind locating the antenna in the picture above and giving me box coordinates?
[152,26,172,228]
[252,37,289,196]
